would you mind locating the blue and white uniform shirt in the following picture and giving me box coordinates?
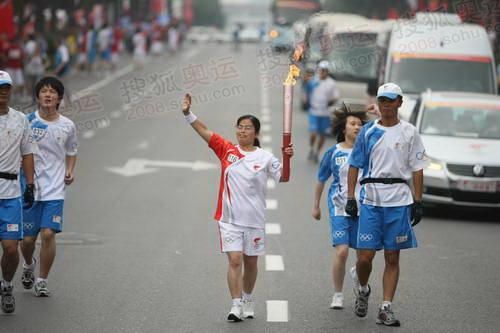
[349,119,429,207]
[318,144,361,216]
[26,111,78,201]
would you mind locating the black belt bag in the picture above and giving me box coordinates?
[0,172,18,180]
[360,178,407,185]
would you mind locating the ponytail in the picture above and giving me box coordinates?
[253,138,261,147]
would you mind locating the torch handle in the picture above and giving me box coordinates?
[281,133,291,182]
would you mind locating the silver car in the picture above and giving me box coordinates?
[411,91,500,207]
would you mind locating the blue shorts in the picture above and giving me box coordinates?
[356,204,417,251]
[0,198,24,240]
[308,115,331,134]
[330,216,358,248]
[23,200,64,237]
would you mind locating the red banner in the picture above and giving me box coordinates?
[0,0,14,39]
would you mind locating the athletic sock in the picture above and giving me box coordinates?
[381,301,392,309]
[359,285,369,295]
[232,298,242,306]
[2,280,12,289]
[24,260,35,269]
[36,278,47,284]
[242,292,252,302]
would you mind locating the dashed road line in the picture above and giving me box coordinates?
[265,223,282,235]
[265,255,284,271]
[266,199,278,210]
[266,301,289,322]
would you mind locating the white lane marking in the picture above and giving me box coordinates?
[81,130,95,139]
[261,124,272,132]
[261,114,271,122]
[262,146,273,154]
[266,301,289,322]
[265,223,281,235]
[262,135,272,143]
[265,255,284,271]
[267,179,276,189]
[266,199,278,210]
[72,64,134,101]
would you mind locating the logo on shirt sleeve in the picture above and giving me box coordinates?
[227,154,239,163]
[7,224,19,232]
[271,161,280,170]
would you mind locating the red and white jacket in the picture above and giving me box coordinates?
[209,133,281,229]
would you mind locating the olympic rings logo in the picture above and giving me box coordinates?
[333,231,346,238]
[359,233,373,242]
[23,223,35,230]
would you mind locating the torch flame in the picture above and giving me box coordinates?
[283,44,304,86]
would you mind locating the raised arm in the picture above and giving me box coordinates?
[182,93,212,143]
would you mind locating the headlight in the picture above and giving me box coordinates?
[269,30,279,39]
[426,157,443,171]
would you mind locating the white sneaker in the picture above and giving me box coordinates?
[242,299,255,318]
[350,266,360,296]
[227,304,243,322]
[34,280,50,297]
[330,293,344,309]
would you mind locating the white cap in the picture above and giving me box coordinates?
[0,71,12,86]
[377,82,403,100]
[317,60,329,70]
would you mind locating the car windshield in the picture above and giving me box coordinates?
[420,103,500,139]
[389,58,495,94]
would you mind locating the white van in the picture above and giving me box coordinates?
[384,14,497,118]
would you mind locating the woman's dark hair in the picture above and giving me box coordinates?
[332,102,368,143]
[35,76,65,104]
[236,114,261,147]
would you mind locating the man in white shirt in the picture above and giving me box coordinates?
[0,71,35,313]
[307,60,340,163]
[20,76,78,297]
[346,83,428,327]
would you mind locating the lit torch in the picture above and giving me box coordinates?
[281,43,305,182]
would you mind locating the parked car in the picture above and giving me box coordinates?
[410,90,500,207]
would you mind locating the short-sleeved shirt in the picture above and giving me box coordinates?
[349,119,429,207]
[309,77,340,117]
[318,144,361,216]
[0,108,34,199]
[209,133,281,229]
[27,111,78,201]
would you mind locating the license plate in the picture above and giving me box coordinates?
[456,180,497,193]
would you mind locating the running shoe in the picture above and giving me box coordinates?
[242,299,255,318]
[34,280,50,297]
[354,284,370,317]
[22,258,36,289]
[330,293,344,309]
[376,305,401,327]
[227,304,243,322]
[1,284,15,313]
